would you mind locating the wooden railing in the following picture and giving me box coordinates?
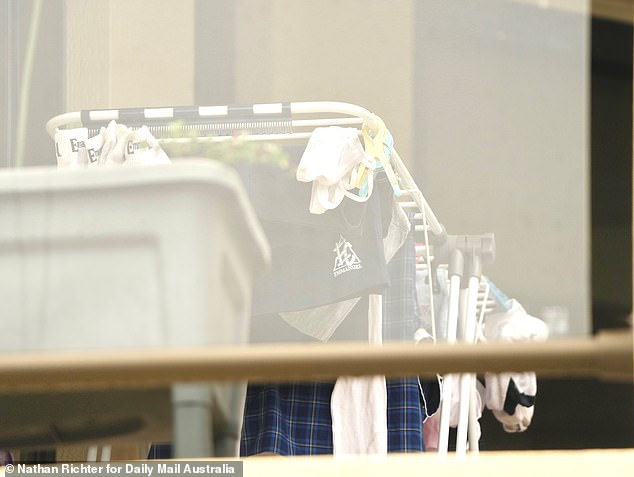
[0,330,630,393]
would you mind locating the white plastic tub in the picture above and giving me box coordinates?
[0,159,270,457]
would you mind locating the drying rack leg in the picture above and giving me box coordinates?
[435,237,491,456]
[455,265,482,456]
[437,249,463,455]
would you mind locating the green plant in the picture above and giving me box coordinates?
[162,121,290,170]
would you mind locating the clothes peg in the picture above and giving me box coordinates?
[361,115,401,196]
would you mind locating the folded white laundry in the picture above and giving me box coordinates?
[55,120,171,168]
[485,372,536,433]
[54,127,88,168]
[297,126,374,214]
[483,299,548,433]
[83,126,108,167]
[485,299,549,342]
[124,125,171,166]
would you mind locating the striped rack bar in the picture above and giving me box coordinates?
[79,103,294,137]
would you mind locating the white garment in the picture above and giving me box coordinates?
[382,200,411,264]
[446,377,486,441]
[485,372,535,433]
[297,126,375,214]
[124,125,171,165]
[102,121,131,165]
[484,299,549,343]
[94,120,125,165]
[280,297,361,342]
[483,299,548,433]
[84,126,107,167]
[54,121,170,169]
[103,123,171,166]
[331,294,387,455]
[55,127,88,168]
[416,266,450,342]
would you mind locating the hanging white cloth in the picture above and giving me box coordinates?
[483,299,548,433]
[296,126,375,214]
[330,294,387,455]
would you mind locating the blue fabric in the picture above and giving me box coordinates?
[382,217,426,452]
[240,378,426,456]
[382,213,419,342]
[386,378,425,452]
[240,382,335,456]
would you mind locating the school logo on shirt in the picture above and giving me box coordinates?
[333,235,362,277]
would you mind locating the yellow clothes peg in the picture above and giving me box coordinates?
[361,115,401,196]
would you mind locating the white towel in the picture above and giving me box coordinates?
[297,127,374,214]
[330,294,387,455]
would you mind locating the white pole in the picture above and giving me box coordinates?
[437,273,462,455]
[454,275,481,456]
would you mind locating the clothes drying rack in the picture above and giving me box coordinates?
[46,101,496,456]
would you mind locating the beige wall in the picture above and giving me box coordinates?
[234,0,414,162]
[65,0,195,111]
[64,0,414,159]
[415,1,591,335]
[65,0,413,158]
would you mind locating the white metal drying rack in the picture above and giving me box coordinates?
[47,100,496,456]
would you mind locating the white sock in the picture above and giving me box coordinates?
[55,127,88,168]
[298,127,369,214]
[124,126,170,165]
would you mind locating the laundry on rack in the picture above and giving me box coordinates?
[234,158,391,333]
[382,214,441,452]
[361,116,400,197]
[485,372,536,433]
[277,179,411,343]
[54,120,170,168]
[46,102,523,456]
[235,149,393,455]
[241,215,438,456]
[331,374,387,455]
[483,298,549,343]
[445,378,486,441]
[416,265,450,343]
[383,200,411,264]
[416,268,548,438]
[54,127,88,168]
[236,127,439,455]
[331,294,387,455]
[482,298,549,433]
[384,216,424,344]
[297,126,375,214]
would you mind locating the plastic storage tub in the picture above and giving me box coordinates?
[0,159,270,457]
